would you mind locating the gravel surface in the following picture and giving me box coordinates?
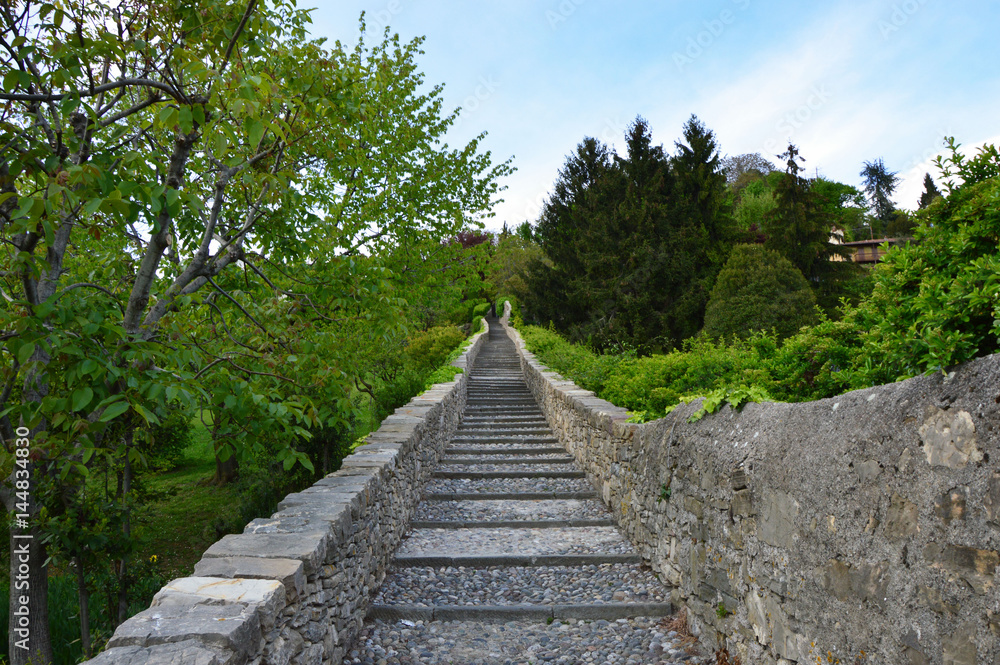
[440,454,574,462]
[458,427,552,434]
[344,618,706,665]
[424,477,595,495]
[435,463,579,474]
[414,499,612,522]
[373,564,667,606]
[396,527,634,557]
[446,444,564,453]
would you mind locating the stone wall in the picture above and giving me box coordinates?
[85,323,490,665]
[499,304,1000,665]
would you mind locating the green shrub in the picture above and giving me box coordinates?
[471,316,484,335]
[497,295,523,326]
[404,325,467,372]
[851,175,1000,385]
[140,409,194,471]
[703,244,818,341]
[472,302,492,320]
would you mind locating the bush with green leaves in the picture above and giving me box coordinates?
[404,325,468,372]
[497,295,524,326]
[852,173,1000,385]
[472,302,492,320]
[703,244,818,341]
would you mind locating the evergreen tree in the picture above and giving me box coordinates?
[703,244,817,340]
[860,158,900,230]
[526,116,732,352]
[763,145,854,312]
[918,172,943,209]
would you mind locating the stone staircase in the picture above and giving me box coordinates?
[345,320,702,665]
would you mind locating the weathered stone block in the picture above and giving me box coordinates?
[984,473,1000,525]
[934,486,969,525]
[822,559,890,608]
[915,585,958,614]
[857,459,882,483]
[684,496,704,519]
[924,542,999,594]
[942,622,978,665]
[85,640,236,665]
[106,603,260,657]
[731,489,753,517]
[884,492,919,540]
[901,630,931,665]
[920,408,980,468]
[758,490,799,548]
[192,557,305,603]
[203,533,329,576]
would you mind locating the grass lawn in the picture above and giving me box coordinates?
[133,414,239,579]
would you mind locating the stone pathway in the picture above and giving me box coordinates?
[345,319,705,665]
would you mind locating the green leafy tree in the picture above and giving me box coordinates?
[719,152,777,185]
[933,136,1000,194]
[853,142,1000,385]
[0,3,509,661]
[703,244,817,340]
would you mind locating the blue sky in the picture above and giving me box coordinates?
[307,1,1000,231]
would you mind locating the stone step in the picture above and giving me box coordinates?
[414,499,611,523]
[395,526,634,559]
[367,602,674,622]
[424,477,593,495]
[460,416,548,423]
[456,428,554,437]
[372,561,668,607]
[411,519,615,529]
[345,616,692,665]
[391,553,643,568]
[445,445,567,455]
[432,469,585,479]
[449,436,560,445]
[424,491,599,501]
[439,456,575,465]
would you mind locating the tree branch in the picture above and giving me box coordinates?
[0,78,183,103]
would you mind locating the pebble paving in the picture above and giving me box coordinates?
[351,317,700,665]
[345,619,705,665]
[414,500,611,522]
[396,527,633,558]
[424,477,595,495]
[373,564,668,606]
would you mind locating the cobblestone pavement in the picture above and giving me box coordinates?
[347,318,704,665]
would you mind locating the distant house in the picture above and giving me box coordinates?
[835,237,912,264]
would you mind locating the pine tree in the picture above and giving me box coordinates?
[764,144,853,312]
[860,158,900,229]
[918,172,943,209]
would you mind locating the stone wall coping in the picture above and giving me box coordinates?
[85,320,491,664]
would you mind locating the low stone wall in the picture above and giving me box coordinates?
[86,323,489,665]
[499,305,1000,665]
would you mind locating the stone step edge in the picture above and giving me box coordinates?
[449,438,559,445]
[391,553,643,568]
[367,602,674,622]
[410,519,615,529]
[445,447,566,455]
[431,470,585,479]
[423,491,598,501]
[439,457,575,465]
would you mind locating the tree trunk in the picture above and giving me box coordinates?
[213,422,239,485]
[75,556,92,658]
[8,482,53,665]
[116,435,132,626]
